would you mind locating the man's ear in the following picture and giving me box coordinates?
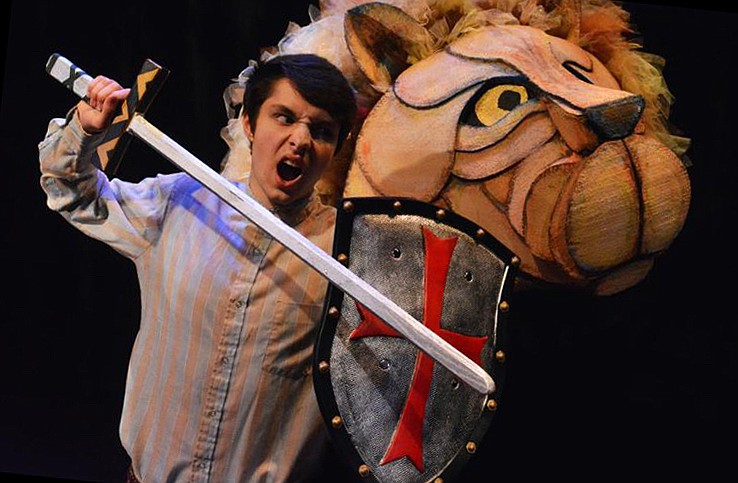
[241,114,254,142]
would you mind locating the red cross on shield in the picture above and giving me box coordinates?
[313,198,516,483]
[349,227,488,472]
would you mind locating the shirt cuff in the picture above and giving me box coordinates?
[65,108,106,161]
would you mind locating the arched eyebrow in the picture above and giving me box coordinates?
[269,104,294,117]
[562,60,594,84]
[394,50,519,109]
[269,103,337,126]
[267,104,339,142]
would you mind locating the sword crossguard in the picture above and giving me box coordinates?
[46,53,170,175]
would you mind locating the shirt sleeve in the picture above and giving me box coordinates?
[38,109,176,260]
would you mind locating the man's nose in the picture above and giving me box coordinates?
[289,122,312,152]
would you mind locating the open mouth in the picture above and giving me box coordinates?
[277,160,303,182]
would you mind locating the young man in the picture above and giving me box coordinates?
[39,54,356,482]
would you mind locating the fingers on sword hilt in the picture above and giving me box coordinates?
[46,53,170,175]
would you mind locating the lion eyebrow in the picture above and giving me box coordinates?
[562,61,594,84]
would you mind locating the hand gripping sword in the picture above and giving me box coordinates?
[46,54,496,395]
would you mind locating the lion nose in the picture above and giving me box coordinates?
[546,94,645,154]
[585,95,644,142]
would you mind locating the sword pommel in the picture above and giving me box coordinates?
[46,53,93,100]
[46,54,170,175]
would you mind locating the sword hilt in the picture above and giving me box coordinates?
[46,53,93,100]
[46,53,170,175]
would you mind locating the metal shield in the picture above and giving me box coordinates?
[313,197,517,482]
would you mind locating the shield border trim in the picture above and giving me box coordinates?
[313,197,518,482]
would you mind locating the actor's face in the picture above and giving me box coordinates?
[243,78,340,210]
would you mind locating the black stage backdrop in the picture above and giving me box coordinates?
[1,1,736,482]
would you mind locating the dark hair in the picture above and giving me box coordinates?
[243,54,357,152]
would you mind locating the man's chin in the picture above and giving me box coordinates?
[269,189,309,209]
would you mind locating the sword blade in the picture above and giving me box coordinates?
[127,113,495,395]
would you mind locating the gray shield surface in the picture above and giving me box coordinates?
[314,198,516,482]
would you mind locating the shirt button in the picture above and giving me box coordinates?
[207,410,217,417]
[235,300,245,309]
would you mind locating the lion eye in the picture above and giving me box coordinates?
[472,84,529,126]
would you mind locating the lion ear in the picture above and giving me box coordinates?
[344,2,434,93]
[562,0,581,43]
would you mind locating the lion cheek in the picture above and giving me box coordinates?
[624,136,691,255]
[530,135,690,294]
[560,141,643,274]
[348,91,473,202]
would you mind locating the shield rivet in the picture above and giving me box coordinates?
[343,201,354,212]
[475,228,485,240]
[337,253,348,265]
[358,464,371,477]
[499,301,510,312]
[495,350,506,363]
[466,441,477,454]
[435,209,446,220]
[393,200,402,212]
[328,307,340,320]
[331,416,343,429]
[486,399,498,412]
[434,478,444,483]
[392,247,402,259]
[464,270,473,282]
[318,361,330,373]
[511,256,520,266]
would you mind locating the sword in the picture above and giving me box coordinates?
[46,53,497,395]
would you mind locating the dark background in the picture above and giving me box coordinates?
[1,1,736,482]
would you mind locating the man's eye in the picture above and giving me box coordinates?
[276,113,294,124]
[312,126,337,142]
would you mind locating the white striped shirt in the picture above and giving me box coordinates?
[39,114,336,482]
